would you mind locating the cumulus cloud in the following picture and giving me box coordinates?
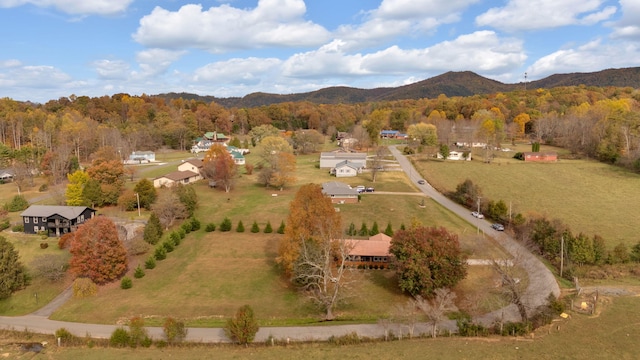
[0,59,22,68]
[132,1,330,52]
[610,0,640,40]
[0,0,133,15]
[92,59,130,80]
[193,57,281,85]
[134,49,186,78]
[476,0,616,31]
[0,64,71,88]
[527,39,640,78]
[283,31,526,78]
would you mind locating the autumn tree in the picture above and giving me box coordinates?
[69,217,128,284]
[86,158,125,206]
[291,129,324,154]
[0,236,30,299]
[248,124,280,145]
[224,304,259,345]
[269,152,296,190]
[279,184,349,320]
[152,191,188,230]
[133,178,157,210]
[389,226,467,297]
[202,144,237,192]
[407,123,438,146]
[65,170,89,206]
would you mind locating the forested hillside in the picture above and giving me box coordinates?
[0,69,639,193]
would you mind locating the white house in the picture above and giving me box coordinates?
[178,158,204,174]
[320,152,367,169]
[332,160,363,177]
[437,150,471,161]
[127,151,155,164]
[153,171,201,188]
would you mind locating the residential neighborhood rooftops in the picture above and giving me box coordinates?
[183,158,203,167]
[335,160,364,169]
[20,205,94,219]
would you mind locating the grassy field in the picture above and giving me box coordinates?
[414,143,640,247]
[5,293,640,359]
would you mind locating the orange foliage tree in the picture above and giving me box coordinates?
[69,216,128,284]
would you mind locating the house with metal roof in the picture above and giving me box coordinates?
[319,152,367,169]
[321,181,359,204]
[20,205,96,237]
[345,233,393,269]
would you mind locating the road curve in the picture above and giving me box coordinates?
[388,145,560,324]
[0,148,559,342]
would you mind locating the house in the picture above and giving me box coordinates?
[320,152,367,169]
[229,150,245,165]
[178,158,204,174]
[0,168,14,183]
[203,131,229,143]
[153,170,201,188]
[380,130,399,139]
[346,233,393,269]
[523,152,557,162]
[332,160,364,177]
[321,181,359,204]
[437,150,471,161]
[20,205,96,237]
[128,151,155,163]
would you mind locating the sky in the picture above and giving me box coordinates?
[1,0,639,103]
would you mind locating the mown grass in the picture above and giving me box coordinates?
[12,294,640,360]
[415,143,640,247]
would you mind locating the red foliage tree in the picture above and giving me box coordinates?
[69,216,128,284]
[389,226,467,297]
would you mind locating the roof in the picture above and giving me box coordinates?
[157,170,199,181]
[21,205,94,219]
[183,158,204,167]
[320,152,367,160]
[347,233,392,257]
[321,181,358,196]
[131,151,154,155]
[335,160,364,170]
[380,130,399,135]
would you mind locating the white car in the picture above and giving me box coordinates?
[471,211,484,219]
[355,185,365,193]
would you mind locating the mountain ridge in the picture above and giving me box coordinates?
[157,67,640,108]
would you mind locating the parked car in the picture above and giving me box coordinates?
[417,179,426,185]
[471,211,484,219]
[355,185,365,193]
[365,187,375,192]
[491,223,505,231]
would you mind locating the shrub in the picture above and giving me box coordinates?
[205,223,216,232]
[263,221,273,233]
[162,240,174,253]
[328,332,361,345]
[39,184,48,192]
[277,220,285,234]
[225,304,259,345]
[169,232,181,246]
[72,278,97,298]
[143,213,163,245]
[181,221,192,234]
[127,237,151,256]
[120,277,132,289]
[144,256,156,269]
[58,233,73,249]
[109,327,131,347]
[4,195,29,212]
[236,220,245,233]
[250,221,260,233]
[134,265,145,279]
[128,316,149,348]
[55,328,79,346]
[163,317,187,344]
[220,217,232,232]
[189,217,201,231]
[11,224,24,232]
[178,228,186,239]
[0,219,10,231]
[40,242,49,249]
[154,246,167,261]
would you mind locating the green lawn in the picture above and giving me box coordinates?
[414,144,640,247]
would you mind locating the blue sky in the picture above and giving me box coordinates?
[1,0,639,103]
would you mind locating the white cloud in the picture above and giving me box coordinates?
[133,1,330,52]
[0,0,133,15]
[476,0,615,31]
[610,0,640,40]
[283,31,526,78]
[92,59,129,80]
[0,59,22,68]
[0,64,71,89]
[526,39,640,78]
[193,57,281,85]
[134,49,186,78]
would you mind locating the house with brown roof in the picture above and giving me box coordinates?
[523,152,557,162]
[178,158,204,174]
[346,233,393,269]
[20,205,96,237]
[153,170,201,188]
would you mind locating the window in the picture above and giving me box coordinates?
[24,217,29,223]
[40,226,45,231]
[33,217,38,223]
[42,217,46,222]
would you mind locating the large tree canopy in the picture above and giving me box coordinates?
[0,236,30,299]
[389,226,467,297]
[69,216,128,284]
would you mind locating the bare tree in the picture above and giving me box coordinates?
[415,288,458,338]
[492,255,528,322]
[151,191,188,230]
[369,146,387,182]
[292,237,353,321]
[392,298,422,339]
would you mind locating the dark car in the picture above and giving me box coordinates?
[491,223,505,231]
[417,179,426,185]
[365,187,375,192]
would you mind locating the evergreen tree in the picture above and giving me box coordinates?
[0,236,30,299]
[133,178,157,210]
[384,222,394,236]
[143,212,163,245]
[346,222,356,236]
[220,217,232,232]
[358,222,369,236]
[277,220,285,234]
[236,220,245,232]
[250,221,260,233]
[264,221,273,233]
[225,305,260,345]
[369,221,379,236]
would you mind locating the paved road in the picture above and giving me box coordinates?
[0,147,559,343]
[388,145,560,325]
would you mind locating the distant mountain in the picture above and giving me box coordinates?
[156,67,640,108]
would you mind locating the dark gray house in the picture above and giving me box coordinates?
[20,205,96,237]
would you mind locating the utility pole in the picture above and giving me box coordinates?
[560,235,564,278]
[524,72,528,92]
[135,192,141,217]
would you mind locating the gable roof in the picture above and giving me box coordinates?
[21,205,94,219]
[157,170,199,181]
[321,181,358,196]
[183,158,204,168]
[320,152,367,160]
[347,233,392,257]
[335,160,364,170]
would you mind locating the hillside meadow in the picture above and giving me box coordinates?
[414,143,640,248]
